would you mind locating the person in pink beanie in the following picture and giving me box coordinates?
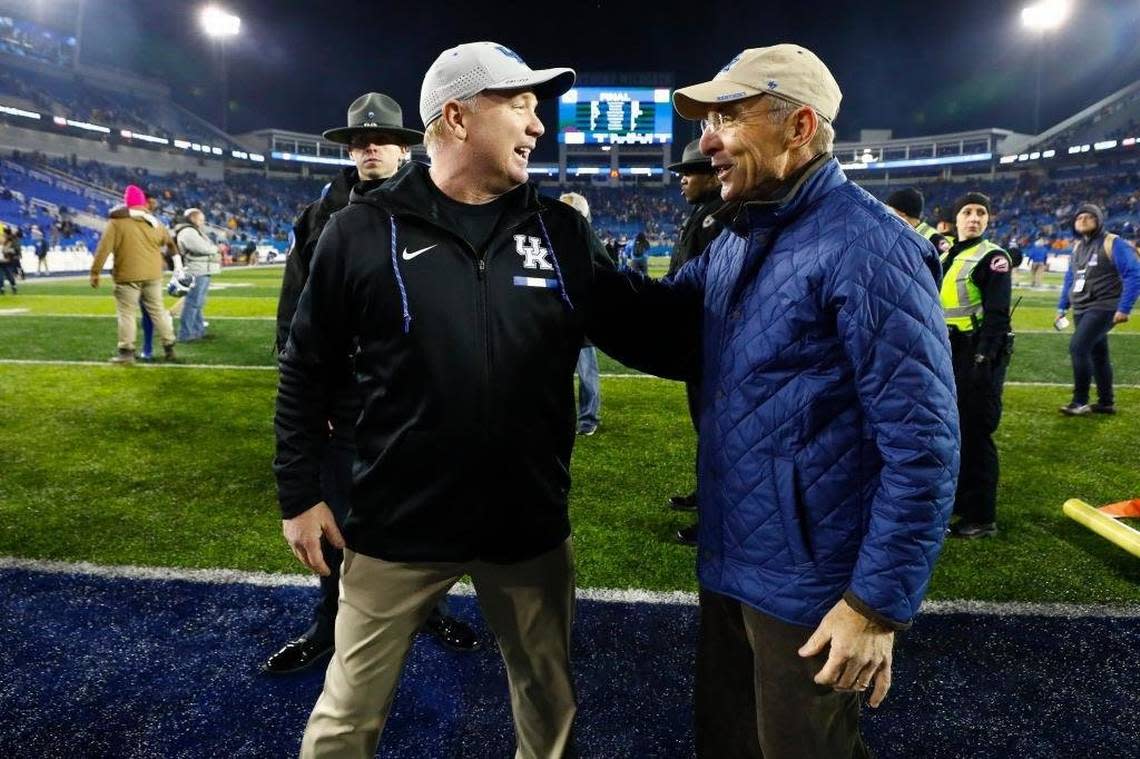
[89,185,180,363]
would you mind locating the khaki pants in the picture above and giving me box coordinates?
[301,539,577,759]
[113,280,174,351]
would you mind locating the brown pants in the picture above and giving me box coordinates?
[300,539,577,759]
[113,280,174,351]
[695,588,871,759]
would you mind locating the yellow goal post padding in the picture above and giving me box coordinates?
[1062,499,1140,559]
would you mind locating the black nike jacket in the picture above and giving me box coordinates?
[274,161,613,564]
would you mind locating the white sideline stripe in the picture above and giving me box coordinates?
[1,556,1138,618]
[3,360,1140,389]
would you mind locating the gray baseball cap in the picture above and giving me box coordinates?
[419,42,575,127]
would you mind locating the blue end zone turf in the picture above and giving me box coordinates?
[1,567,1136,757]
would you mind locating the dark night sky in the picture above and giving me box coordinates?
[26,0,1140,158]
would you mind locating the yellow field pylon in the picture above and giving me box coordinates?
[1062,499,1140,558]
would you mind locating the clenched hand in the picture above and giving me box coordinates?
[282,501,345,576]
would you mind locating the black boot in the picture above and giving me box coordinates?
[262,635,334,675]
[422,609,480,652]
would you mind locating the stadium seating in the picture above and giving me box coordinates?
[877,167,1140,249]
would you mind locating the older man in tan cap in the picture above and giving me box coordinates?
[598,44,960,758]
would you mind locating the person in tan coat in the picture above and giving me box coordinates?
[90,185,179,363]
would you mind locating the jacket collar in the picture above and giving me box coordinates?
[108,204,161,229]
[350,161,543,229]
[717,153,843,237]
[693,188,723,208]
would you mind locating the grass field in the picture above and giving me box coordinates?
[1,263,1138,604]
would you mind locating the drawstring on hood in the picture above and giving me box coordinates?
[536,212,574,311]
[389,214,413,334]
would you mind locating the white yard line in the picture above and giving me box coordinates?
[1,556,1136,617]
[0,358,276,371]
[0,313,274,320]
[5,311,1140,337]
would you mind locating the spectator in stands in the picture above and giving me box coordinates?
[173,208,221,342]
[665,139,725,545]
[89,184,178,363]
[596,43,959,757]
[0,225,19,294]
[1057,203,1140,416]
[266,92,477,679]
[276,43,597,756]
[943,192,1013,539]
[886,187,950,255]
[560,191,602,436]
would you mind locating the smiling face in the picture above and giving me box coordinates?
[460,89,543,194]
[956,203,989,241]
[698,95,803,202]
[347,132,408,180]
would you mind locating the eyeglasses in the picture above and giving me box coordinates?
[700,108,771,134]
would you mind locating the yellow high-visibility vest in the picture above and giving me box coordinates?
[940,239,1005,332]
[915,221,939,241]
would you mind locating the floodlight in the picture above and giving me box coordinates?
[1021,0,1072,31]
[200,6,241,38]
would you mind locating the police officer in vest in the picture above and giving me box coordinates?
[941,192,1012,539]
[665,139,725,546]
[887,187,951,256]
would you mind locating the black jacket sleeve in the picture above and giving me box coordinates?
[273,215,357,519]
[970,250,1013,360]
[587,263,704,383]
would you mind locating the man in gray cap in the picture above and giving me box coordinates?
[267,92,479,677]
[664,139,724,545]
[597,44,959,757]
[276,43,607,757]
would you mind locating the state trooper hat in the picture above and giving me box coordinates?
[322,92,424,146]
[667,139,715,175]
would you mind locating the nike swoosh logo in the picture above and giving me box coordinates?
[401,245,437,261]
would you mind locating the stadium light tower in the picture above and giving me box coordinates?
[199,5,241,133]
[1021,0,1073,134]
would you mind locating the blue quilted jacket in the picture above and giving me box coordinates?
[672,157,960,629]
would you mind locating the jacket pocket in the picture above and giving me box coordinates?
[773,457,814,567]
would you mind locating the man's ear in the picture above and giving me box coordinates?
[787,106,818,150]
[441,100,468,142]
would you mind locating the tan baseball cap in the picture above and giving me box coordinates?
[673,44,842,123]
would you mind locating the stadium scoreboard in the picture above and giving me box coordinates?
[559,87,672,145]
